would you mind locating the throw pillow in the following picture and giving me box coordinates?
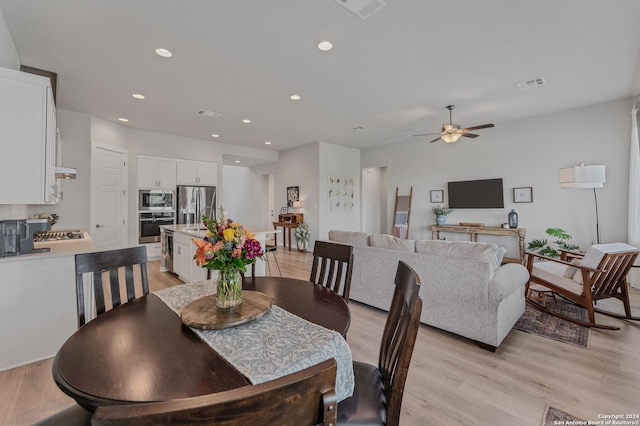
[563,258,582,278]
[496,246,509,265]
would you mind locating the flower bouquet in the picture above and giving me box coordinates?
[193,207,264,308]
[295,222,310,252]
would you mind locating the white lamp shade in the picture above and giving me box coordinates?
[292,201,301,208]
[559,164,606,189]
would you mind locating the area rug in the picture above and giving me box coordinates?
[514,297,590,348]
[542,405,584,426]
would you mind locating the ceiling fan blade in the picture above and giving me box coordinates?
[461,133,479,138]
[412,132,441,137]
[461,123,494,132]
[429,136,442,143]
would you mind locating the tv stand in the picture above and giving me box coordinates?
[431,224,526,264]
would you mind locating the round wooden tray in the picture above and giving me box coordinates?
[180,290,272,330]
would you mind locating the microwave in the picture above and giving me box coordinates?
[139,190,174,211]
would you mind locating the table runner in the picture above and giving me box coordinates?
[154,282,354,401]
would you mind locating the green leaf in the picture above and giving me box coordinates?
[527,239,547,250]
[546,228,572,240]
[539,247,559,258]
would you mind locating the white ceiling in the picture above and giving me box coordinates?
[2,0,640,166]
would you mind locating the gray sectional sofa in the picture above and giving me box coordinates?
[328,230,529,350]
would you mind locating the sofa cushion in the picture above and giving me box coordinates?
[562,258,581,278]
[368,234,415,252]
[328,230,371,246]
[415,240,498,263]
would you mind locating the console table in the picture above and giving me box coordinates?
[431,224,527,264]
[272,213,304,252]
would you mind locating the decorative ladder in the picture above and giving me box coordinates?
[392,187,413,239]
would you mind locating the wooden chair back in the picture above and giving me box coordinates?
[310,241,354,302]
[589,251,638,301]
[91,358,338,426]
[380,261,422,426]
[75,246,149,328]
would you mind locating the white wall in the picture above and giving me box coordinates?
[0,8,19,70]
[361,97,635,253]
[222,165,259,226]
[318,142,361,240]
[251,143,320,247]
[362,166,387,234]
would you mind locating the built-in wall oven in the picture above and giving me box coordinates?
[139,211,175,244]
[139,190,174,211]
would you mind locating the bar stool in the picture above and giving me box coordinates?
[264,244,282,277]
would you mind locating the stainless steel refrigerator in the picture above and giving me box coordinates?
[176,185,217,225]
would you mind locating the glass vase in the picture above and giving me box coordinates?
[216,269,243,309]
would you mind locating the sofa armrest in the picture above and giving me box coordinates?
[488,263,529,304]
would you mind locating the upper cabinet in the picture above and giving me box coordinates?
[0,67,58,204]
[138,156,177,189]
[177,161,218,186]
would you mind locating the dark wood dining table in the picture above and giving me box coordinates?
[52,276,351,411]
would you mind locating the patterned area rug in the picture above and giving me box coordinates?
[542,405,584,426]
[514,297,590,347]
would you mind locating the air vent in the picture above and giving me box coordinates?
[352,126,369,131]
[377,133,411,142]
[516,77,546,90]
[196,109,222,118]
[334,0,386,20]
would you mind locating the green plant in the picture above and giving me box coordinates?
[431,205,453,217]
[527,228,580,258]
[295,222,310,243]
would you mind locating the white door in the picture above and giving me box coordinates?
[261,174,275,228]
[91,145,128,250]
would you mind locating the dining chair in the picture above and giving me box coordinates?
[526,243,639,330]
[310,240,354,302]
[263,243,282,277]
[337,260,422,426]
[90,358,337,426]
[75,246,149,328]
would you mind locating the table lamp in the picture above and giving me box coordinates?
[293,201,302,212]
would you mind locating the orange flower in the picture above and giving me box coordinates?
[193,239,213,266]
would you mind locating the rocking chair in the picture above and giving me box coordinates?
[526,243,639,330]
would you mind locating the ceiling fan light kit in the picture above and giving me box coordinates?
[413,104,494,144]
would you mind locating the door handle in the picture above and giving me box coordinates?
[96,224,106,228]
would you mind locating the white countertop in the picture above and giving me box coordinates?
[0,230,96,263]
[162,224,280,238]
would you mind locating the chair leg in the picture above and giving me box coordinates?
[272,251,282,277]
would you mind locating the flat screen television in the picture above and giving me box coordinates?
[447,178,504,208]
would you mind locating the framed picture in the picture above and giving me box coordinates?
[286,186,300,207]
[280,207,289,215]
[513,187,533,203]
[430,190,444,203]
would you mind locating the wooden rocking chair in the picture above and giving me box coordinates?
[526,243,639,330]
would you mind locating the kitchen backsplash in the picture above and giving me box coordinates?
[0,205,30,220]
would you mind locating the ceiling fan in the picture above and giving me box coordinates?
[412,105,495,143]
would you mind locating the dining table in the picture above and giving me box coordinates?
[52,276,352,412]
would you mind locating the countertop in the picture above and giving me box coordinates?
[161,224,280,237]
[0,230,96,263]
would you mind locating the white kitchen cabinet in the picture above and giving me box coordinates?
[173,231,208,282]
[0,67,58,204]
[137,156,177,189]
[177,160,218,186]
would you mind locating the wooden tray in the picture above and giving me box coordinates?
[181,290,272,330]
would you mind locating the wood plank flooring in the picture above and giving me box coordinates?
[2,249,640,425]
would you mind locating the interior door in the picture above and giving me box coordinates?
[261,174,274,228]
[91,145,128,250]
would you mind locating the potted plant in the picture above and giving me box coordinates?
[527,228,580,258]
[295,222,310,252]
[431,205,453,225]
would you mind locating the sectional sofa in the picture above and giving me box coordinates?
[328,231,530,350]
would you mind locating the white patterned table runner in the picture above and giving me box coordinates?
[154,282,354,401]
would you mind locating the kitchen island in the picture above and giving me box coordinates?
[0,231,95,372]
[161,224,280,281]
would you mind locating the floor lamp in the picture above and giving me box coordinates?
[559,163,606,244]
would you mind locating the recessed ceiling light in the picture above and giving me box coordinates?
[242,119,251,124]
[132,93,145,99]
[234,160,241,163]
[155,48,172,58]
[317,41,333,51]
[264,141,272,145]
[211,134,220,138]
[118,118,129,122]
[289,94,301,101]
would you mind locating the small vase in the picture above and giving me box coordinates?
[436,215,446,225]
[297,239,308,252]
[216,269,243,309]
[508,209,518,228]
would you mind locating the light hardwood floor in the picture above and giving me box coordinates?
[2,249,640,425]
